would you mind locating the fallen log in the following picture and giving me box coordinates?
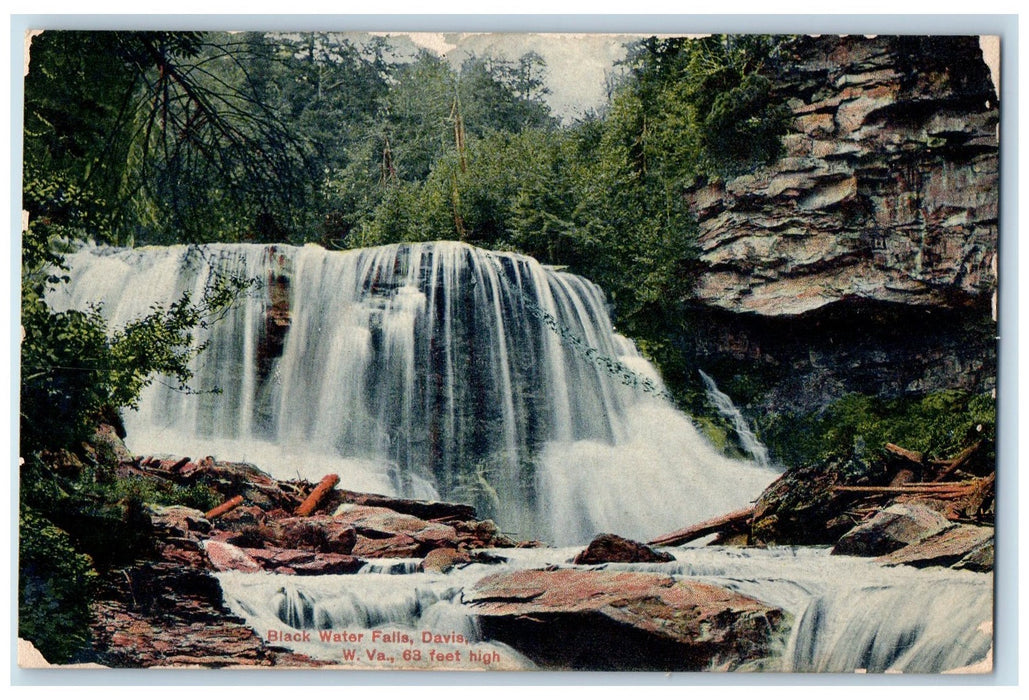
[885,443,923,465]
[831,482,974,496]
[205,495,244,520]
[648,506,755,548]
[932,441,983,482]
[296,474,340,517]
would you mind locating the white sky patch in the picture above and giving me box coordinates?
[978,35,1000,98]
[367,31,648,121]
[368,32,459,56]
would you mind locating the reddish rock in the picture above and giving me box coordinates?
[240,546,363,575]
[216,504,268,530]
[147,505,211,540]
[877,524,994,570]
[92,556,326,668]
[419,547,472,573]
[466,568,787,671]
[273,516,357,554]
[204,540,263,573]
[573,533,674,565]
[333,504,459,557]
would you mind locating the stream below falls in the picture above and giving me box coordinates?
[215,544,992,673]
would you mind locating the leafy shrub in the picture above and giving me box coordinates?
[18,508,99,663]
[759,390,996,468]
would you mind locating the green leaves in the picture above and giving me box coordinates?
[758,390,997,468]
[19,245,254,454]
[18,508,99,663]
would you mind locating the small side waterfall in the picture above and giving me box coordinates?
[699,369,771,469]
[51,241,775,544]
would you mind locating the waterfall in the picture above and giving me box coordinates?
[51,240,776,544]
[699,369,771,469]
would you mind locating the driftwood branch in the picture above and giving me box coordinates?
[885,443,923,465]
[932,441,983,482]
[647,506,755,547]
[205,495,243,520]
[296,474,340,516]
[831,481,976,496]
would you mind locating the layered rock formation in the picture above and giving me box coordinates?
[683,35,998,414]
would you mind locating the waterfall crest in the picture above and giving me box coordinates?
[52,241,775,543]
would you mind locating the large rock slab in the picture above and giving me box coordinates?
[240,546,363,575]
[332,504,460,558]
[465,569,787,671]
[328,489,477,522]
[272,516,358,554]
[832,502,954,556]
[877,524,994,570]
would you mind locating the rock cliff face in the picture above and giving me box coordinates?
[682,35,998,414]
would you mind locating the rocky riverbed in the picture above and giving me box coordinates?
[34,424,989,672]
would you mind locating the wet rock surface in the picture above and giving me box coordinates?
[466,568,788,671]
[832,502,955,557]
[878,524,994,569]
[573,533,674,565]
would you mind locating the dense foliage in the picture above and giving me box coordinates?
[759,390,996,468]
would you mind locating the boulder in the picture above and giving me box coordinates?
[215,504,268,531]
[751,453,888,545]
[455,518,518,548]
[877,525,994,570]
[465,568,787,671]
[146,505,211,540]
[333,504,459,558]
[272,516,357,554]
[953,539,995,573]
[204,540,263,573]
[832,502,954,557]
[573,533,674,565]
[419,547,471,573]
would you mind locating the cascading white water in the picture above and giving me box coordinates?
[699,369,772,469]
[214,545,993,673]
[51,240,776,544]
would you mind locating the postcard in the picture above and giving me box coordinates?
[17,28,998,674]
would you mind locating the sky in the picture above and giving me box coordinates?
[366,32,645,121]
